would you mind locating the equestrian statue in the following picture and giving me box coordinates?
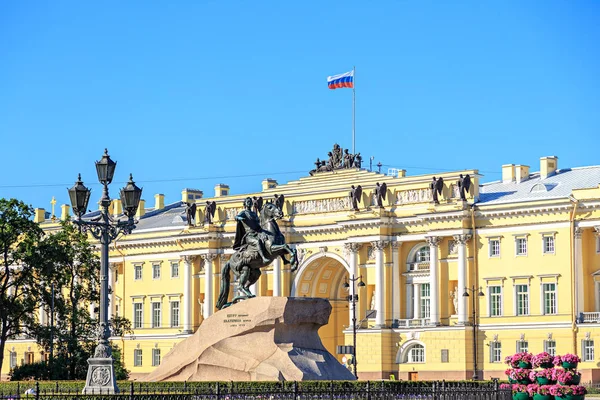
[216,197,298,309]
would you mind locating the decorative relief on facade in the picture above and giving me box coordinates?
[448,183,461,199]
[343,242,361,257]
[395,188,432,204]
[296,248,307,265]
[367,246,375,260]
[574,227,583,239]
[453,234,472,245]
[448,240,457,255]
[225,207,243,220]
[201,254,218,262]
[292,197,352,214]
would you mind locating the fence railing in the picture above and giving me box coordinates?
[0,380,512,400]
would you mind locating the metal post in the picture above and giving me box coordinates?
[49,283,54,380]
[472,285,478,380]
[352,66,356,155]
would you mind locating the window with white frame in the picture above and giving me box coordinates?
[543,283,557,315]
[543,236,555,254]
[9,351,17,369]
[544,340,556,356]
[171,262,179,278]
[152,302,161,328]
[489,286,502,316]
[152,263,161,279]
[516,237,528,256]
[133,303,143,329]
[406,344,425,363]
[489,239,501,257]
[582,339,594,362]
[134,265,142,280]
[170,301,180,327]
[420,284,431,319]
[516,340,528,353]
[516,284,529,315]
[152,348,161,366]
[134,349,142,366]
[490,342,502,363]
[416,246,430,263]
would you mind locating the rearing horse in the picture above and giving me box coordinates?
[216,202,298,309]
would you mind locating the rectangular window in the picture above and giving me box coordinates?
[152,302,161,328]
[152,348,161,366]
[489,239,500,257]
[408,345,425,363]
[543,236,555,254]
[171,262,179,278]
[516,284,529,316]
[489,286,502,316]
[544,340,556,357]
[516,340,528,353]
[441,349,449,363]
[420,283,431,319]
[543,283,557,315]
[583,340,594,362]
[134,303,143,329]
[134,265,142,280]
[134,349,142,366]
[516,238,527,256]
[9,352,17,369]
[152,263,161,279]
[490,342,502,363]
[170,301,180,328]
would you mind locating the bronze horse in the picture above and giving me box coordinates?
[216,202,298,309]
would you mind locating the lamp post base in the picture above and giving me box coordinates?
[82,357,119,394]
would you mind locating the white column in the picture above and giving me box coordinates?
[575,228,584,315]
[108,264,115,320]
[344,243,362,327]
[273,258,282,296]
[413,283,421,319]
[595,282,600,313]
[38,303,47,325]
[426,236,441,325]
[202,254,217,317]
[406,284,413,319]
[372,241,387,327]
[454,235,471,325]
[182,256,194,333]
[391,242,401,321]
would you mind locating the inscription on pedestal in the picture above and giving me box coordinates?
[223,313,252,328]
[91,366,111,386]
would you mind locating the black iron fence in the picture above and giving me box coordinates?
[0,381,512,400]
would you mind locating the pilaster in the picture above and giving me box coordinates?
[371,240,388,328]
[181,255,196,333]
[453,234,471,325]
[201,254,217,318]
[426,236,441,325]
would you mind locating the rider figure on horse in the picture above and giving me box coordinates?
[233,197,271,264]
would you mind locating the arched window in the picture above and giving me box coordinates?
[415,246,430,263]
[405,344,425,363]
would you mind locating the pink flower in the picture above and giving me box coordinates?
[509,368,532,381]
[549,385,567,396]
[560,354,582,364]
[571,385,587,395]
[500,384,512,390]
[532,352,554,367]
[553,356,562,366]
[511,384,529,394]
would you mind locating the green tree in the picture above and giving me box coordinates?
[0,199,49,377]
[31,221,132,380]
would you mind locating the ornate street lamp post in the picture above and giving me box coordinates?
[463,285,485,380]
[68,149,142,394]
[343,275,365,379]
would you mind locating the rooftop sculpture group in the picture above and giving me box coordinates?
[429,174,472,204]
[310,143,362,175]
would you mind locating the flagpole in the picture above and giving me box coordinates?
[352,65,356,155]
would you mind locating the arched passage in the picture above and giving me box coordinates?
[291,253,350,360]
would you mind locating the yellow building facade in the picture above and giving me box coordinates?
[2,153,600,383]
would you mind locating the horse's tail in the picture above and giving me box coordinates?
[216,261,231,310]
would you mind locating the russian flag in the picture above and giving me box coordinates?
[327,70,354,90]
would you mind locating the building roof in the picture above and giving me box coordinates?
[478,166,600,205]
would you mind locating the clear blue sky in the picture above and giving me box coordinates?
[1,1,599,211]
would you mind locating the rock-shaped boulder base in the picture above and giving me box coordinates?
[144,297,356,381]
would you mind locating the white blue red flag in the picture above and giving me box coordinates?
[327,70,354,90]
